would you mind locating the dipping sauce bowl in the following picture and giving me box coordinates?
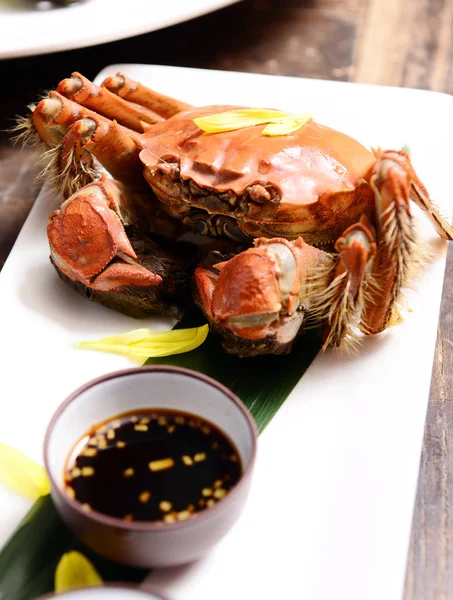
[44,366,257,568]
[37,585,168,600]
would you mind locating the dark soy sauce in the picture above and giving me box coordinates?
[64,409,242,523]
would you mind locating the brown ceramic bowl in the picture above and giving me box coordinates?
[44,366,257,569]
[37,584,168,599]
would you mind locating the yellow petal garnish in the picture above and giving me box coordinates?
[74,324,209,363]
[193,108,312,137]
[54,551,103,593]
[0,443,50,500]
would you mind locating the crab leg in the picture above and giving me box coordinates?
[375,150,453,241]
[312,216,377,349]
[32,91,146,196]
[57,72,165,131]
[32,91,87,148]
[55,117,146,196]
[360,151,421,335]
[32,91,141,147]
[385,151,453,240]
[102,72,192,119]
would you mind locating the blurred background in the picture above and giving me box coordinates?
[1,1,452,598]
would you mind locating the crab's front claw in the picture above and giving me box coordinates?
[48,178,194,318]
[194,238,332,356]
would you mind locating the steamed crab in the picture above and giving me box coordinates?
[18,71,453,355]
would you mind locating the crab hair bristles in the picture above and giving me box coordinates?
[8,106,42,147]
[381,194,421,296]
[411,182,453,241]
[371,235,430,334]
[399,228,431,289]
[303,260,337,323]
[313,275,363,354]
[38,142,100,198]
[304,262,363,354]
[362,272,382,299]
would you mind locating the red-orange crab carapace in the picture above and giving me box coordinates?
[17,71,453,355]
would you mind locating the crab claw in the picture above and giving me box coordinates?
[48,177,194,318]
[194,237,332,356]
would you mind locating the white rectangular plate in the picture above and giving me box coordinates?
[0,64,452,600]
[0,0,241,59]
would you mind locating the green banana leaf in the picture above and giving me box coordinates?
[0,311,323,599]
[147,308,323,433]
[0,495,147,600]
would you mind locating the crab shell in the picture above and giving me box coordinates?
[139,106,376,246]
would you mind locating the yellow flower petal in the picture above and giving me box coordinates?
[194,108,312,136]
[0,443,50,500]
[262,113,312,136]
[133,328,208,343]
[55,551,103,593]
[88,328,152,346]
[194,109,291,133]
[75,324,209,363]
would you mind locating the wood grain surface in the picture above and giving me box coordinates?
[0,0,452,597]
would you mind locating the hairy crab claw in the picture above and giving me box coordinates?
[47,177,196,319]
[194,237,334,356]
[194,220,380,356]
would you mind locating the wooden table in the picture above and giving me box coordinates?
[0,1,451,597]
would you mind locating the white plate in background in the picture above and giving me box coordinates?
[0,0,240,59]
[0,64,452,600]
